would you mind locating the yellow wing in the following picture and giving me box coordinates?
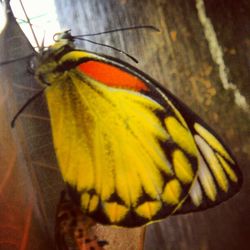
[44,57,198,227]
[36,33,241,227]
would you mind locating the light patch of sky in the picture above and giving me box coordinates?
[0,2,7,33]
[10,0,61,48]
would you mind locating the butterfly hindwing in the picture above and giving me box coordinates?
[41,49,199,227]
[36,34,242,227]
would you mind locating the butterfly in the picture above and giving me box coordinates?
[31,30,242,228]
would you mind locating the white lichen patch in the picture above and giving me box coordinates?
[196,0,249,112]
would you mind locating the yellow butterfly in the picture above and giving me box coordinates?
[31,30,242,227]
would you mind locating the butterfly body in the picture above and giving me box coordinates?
[36,32,242,227]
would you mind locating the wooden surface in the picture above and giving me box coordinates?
[0,0,249,249]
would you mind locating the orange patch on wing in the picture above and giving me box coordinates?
[78,60,148,91]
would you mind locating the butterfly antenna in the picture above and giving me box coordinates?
[11,88,45,128]
[74,25,160,63]
[76,25,160,37]
[19,0,40,50]
[77,37,138,63]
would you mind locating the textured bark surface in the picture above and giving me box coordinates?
[0,0,249,249]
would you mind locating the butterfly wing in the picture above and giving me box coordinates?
[43,51,199,227]
[39,44,241,226]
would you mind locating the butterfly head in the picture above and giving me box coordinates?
[35,30,76,86]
